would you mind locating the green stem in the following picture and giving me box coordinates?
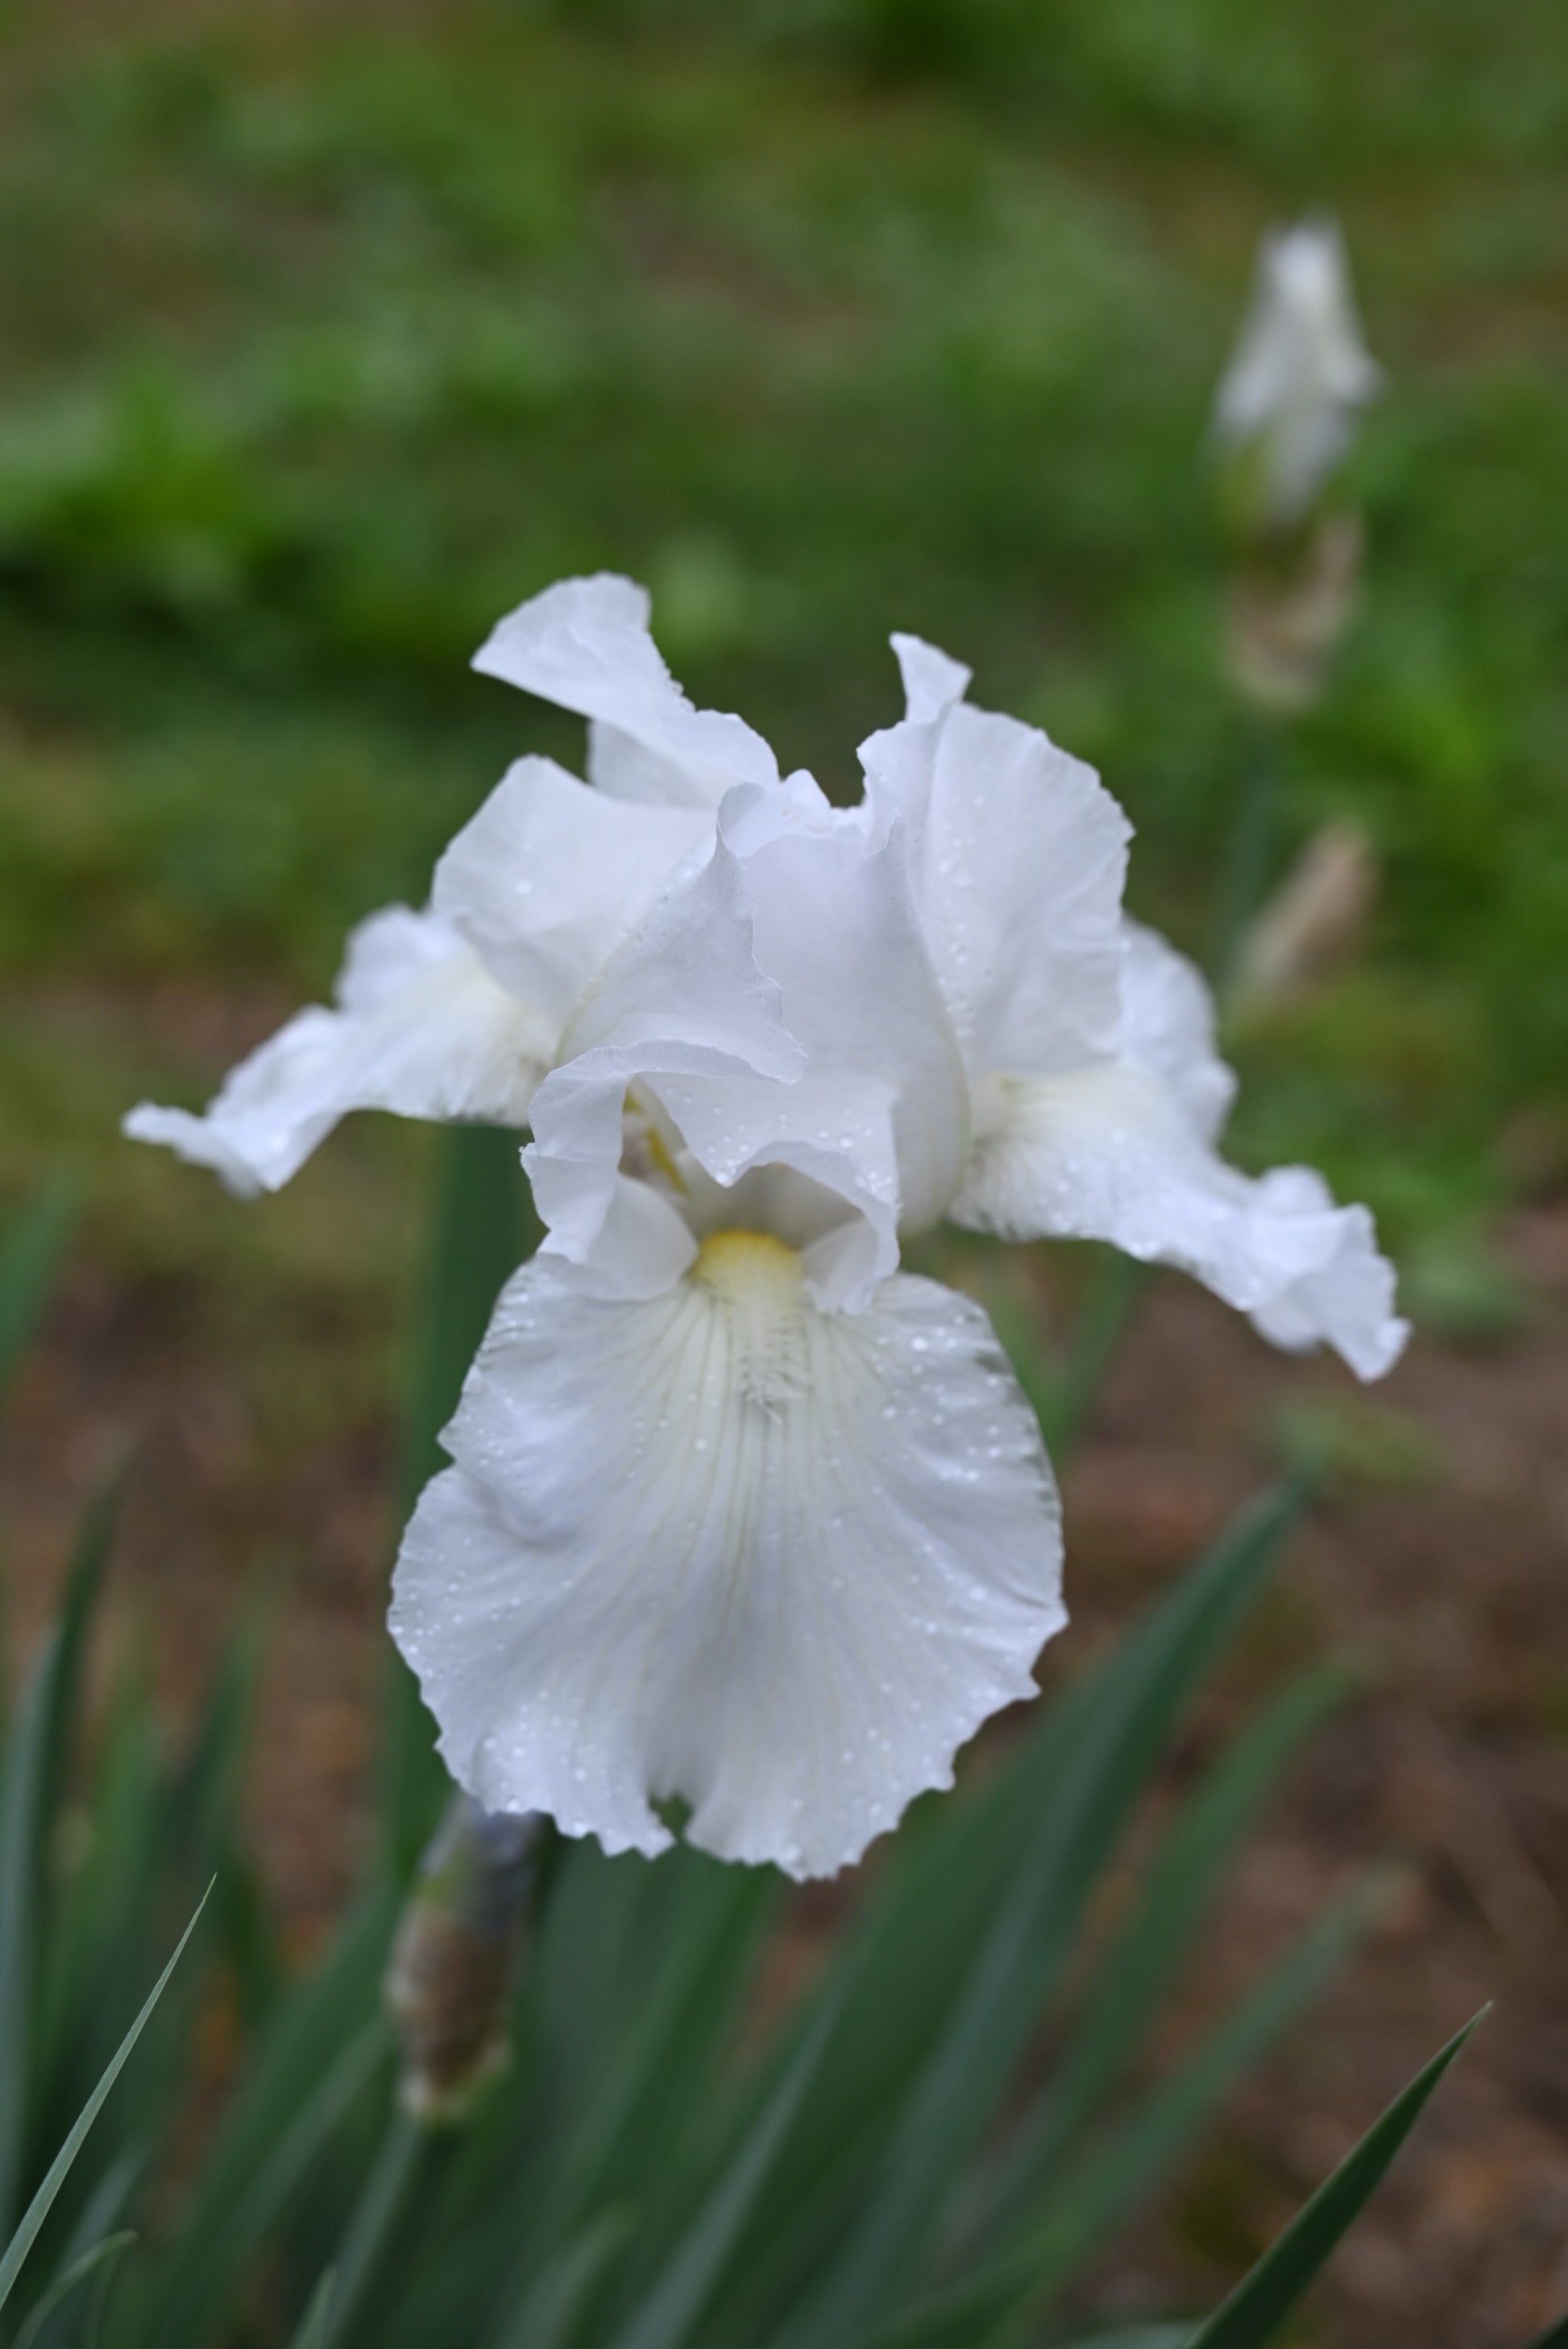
[1209,715,1285,991]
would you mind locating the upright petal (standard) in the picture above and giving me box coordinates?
[472,571,779,808]
[861,670,1130,1085]
[857,637,1405,1381]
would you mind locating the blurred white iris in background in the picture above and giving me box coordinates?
[1213,218,1382,531]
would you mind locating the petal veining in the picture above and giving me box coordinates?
[390,1247,1064,1880]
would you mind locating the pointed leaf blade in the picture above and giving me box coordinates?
[287,2270,337,2349]
[1015,1883,1379,2311]
[0,1890,208,2312]
[783,1479,1313,2347]
[981,1665,1350,2236]
[1184,2010,1487,2349]
[12,2230,135,2349]
[604,1999,839,2349]
[0,1471,121,2245]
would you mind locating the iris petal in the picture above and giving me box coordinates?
[472,572,778,806]
[123,906,545,1195]
[391,1243,1064,1880]
[953,1061,1408,1380]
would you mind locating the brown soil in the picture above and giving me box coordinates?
[4,1189,1567,2346]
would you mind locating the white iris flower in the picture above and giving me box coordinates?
[126,571,1405,1880]
[1213,219,1382,529]
[386,595,1408,1882]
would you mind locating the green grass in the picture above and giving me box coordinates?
[2,0,1566,1286]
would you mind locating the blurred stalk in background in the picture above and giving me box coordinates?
[1211,219,1379,991]
[1046,219,1386,1458]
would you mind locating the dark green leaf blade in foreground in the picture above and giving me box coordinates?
[1055,2331,1197,2349]
[0,1638,56,2256]
[286,2271,337,2349]
[122,1886,395,2349]
[0,1890,208,2313]
[857,1890,1374,2349]
[1184,2011,1487,2349]
[0,1473,122,2248]
[11,2229,135,2349]
[604,2000,840,2349]
[0,1183,76,1415]
[782,1478,1313,2348]
[491,2213,637,2349]
[1008,1883,1379,2316]
[980,1662,1350,2240]
[1525,2310,1568,2349]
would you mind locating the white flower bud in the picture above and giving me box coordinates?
[1214,220,1382,533]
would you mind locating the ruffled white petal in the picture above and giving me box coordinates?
[390,1243,1064,1879]
[553,1172,699,1302]
[431,755,716,1027]
[1118,919,1236,1143]
[123,907,546,1195]
[525,778,967,1308]
[647,1067,905,1316]
[472,573,778,807]
[952,1062,1408,1380]
[861,690,1131,1081]
[891,631,972,722]
[522,836,805,1286]
[641,781,970,1301]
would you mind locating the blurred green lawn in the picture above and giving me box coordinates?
[3,0,1566,1334]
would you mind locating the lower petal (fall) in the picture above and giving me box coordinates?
[391,1243,1064,1880]
[952,1063,1408,1380]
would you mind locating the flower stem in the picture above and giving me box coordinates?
[1210,714,1285,991]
